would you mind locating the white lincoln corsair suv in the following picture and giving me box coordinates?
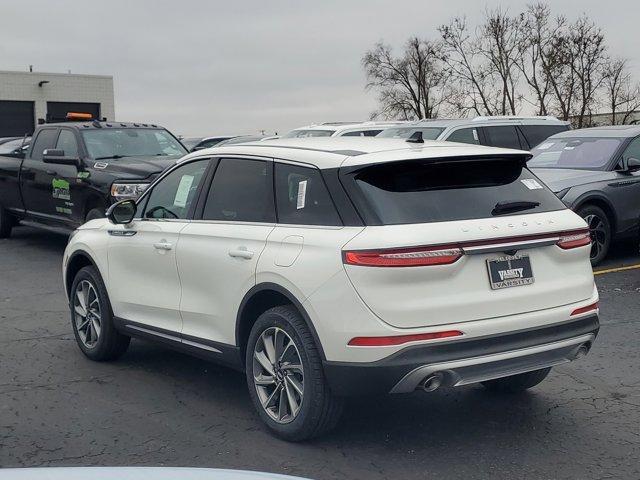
[63,137,599,441]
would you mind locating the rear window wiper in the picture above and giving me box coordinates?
[492,200,540,216]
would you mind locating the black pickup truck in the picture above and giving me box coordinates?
[0,120,187,238]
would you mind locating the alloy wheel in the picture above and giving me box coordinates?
[583,214,607,261]
[73,280,102,348]
[252,327,304,424]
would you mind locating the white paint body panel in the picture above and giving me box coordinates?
[342,209,594,329]
[177,221,274,345]
[63,138,598,367]
[107,220,187,331]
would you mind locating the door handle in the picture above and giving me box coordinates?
[229,248,254,259]
[153,241,173,251]
[46,170,57,175]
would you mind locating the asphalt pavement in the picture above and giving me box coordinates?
[1,227,639,479]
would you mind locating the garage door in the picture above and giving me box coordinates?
[0,100,35,137]
[47,102,101,122]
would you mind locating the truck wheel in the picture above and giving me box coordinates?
[482,367,551,393]
[577,204,611,266]
[0,205,13,239]
[85,208,105,223]
[70,265,130,361]
[246,305,343,441]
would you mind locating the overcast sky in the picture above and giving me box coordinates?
[2,0,639,136]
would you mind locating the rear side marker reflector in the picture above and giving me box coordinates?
[570,301,599,316]
[343,247,463,267]
[557,229,591,249]
[348,330,463,347]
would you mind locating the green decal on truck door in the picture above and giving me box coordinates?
[52,178,71,201]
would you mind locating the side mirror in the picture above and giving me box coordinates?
[625,157,640,172]
[43,149,82,167]
[106,199,137,225]
[6,149,26,160]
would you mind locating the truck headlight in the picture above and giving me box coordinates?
[110,183,149,200]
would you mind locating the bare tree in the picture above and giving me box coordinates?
[364,3,640,126]
[516,3,556,115]
[439,16,499,116]
[567,16,607,127]
[478,8,523,115]
[439,10,522,116]
[362,38,448,120]
[602,57,640,124]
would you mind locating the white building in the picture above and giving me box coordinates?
[0,70,115,137]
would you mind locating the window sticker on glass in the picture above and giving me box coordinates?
[174,175,194,208]
[521,179,543,190]
[472,129,478,141]
[296,180,307,209]
[537,142,553,150]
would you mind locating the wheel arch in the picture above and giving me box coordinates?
[573,193,618,235]
[235,283,326,366]
[65,250,101,298]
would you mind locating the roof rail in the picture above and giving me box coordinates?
[472,115,561,122]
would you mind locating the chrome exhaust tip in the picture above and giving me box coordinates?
[421,373,443,392]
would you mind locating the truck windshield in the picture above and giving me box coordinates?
[81,128,187,159]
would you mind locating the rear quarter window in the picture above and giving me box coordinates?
[275,163,342,226]
[520,125,570,148]
[342,158,566,225]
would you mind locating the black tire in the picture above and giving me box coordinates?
[0,205,13,239]
[245,305,343,441]
[577,204,611,266]
[482,367,551,393]
[85,208,105,223]
[69,265,130,361]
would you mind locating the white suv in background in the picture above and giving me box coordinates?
[283,121,405,138]
[63,137,599,441]
[378,116,570,149]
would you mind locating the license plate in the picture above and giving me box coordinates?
[486,254,534,290]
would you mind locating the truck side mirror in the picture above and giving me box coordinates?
[106,200,137,225]
[625,157,640,172]
[43,149,82,167]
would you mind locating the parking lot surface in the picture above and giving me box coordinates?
[1,228,639,479]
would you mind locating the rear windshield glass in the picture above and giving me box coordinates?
[528,137,621,170]
[377,127,444,140]
[283,129,335,138]
[344,158,565,225]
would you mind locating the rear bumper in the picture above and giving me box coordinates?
[322,314,599,396]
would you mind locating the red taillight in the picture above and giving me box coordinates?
[570,301,599,316]
[343,246,463,267]
[348,330,463,347]
[557,229,591,249]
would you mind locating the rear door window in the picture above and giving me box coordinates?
[446,128,480,145]
[343,158,565,225]
[202,158,275,223]
[275,163,342,226]
[520,125,570,148]
[482,126,523,150]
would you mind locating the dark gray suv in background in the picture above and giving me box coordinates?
[530,126,640,265]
